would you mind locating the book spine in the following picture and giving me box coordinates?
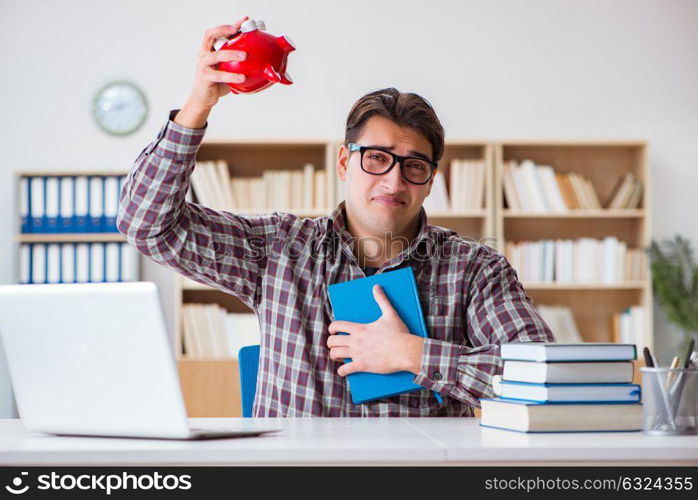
[408,269,429,338]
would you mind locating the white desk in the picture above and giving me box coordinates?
[0,418,696,466]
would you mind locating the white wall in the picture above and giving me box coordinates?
[1,0,696,416]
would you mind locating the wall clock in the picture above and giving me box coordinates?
[93,81,148,136]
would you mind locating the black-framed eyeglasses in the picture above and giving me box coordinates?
[347,143,437,185]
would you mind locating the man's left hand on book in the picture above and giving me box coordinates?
[327,284,424,377]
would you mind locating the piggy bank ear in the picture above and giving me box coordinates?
[212,37,228,51]
[277,35,296,53]
[241,19,258,32]
[263,64,282,83]
[263,65,293,85]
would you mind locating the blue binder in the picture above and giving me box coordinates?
[74,176,89,233]
[45,176,60,233]
[20,177,29,233]
[104,176,121,233]
[29,176,44,233]
[59,176,75,233]
[88,176,105,233]
[327,266,437,405]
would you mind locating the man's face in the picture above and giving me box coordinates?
[337,115,435,237]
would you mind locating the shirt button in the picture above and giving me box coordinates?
[433,372,442,381]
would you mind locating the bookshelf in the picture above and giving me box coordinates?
[493,142,653,357]
[14,170,141,285]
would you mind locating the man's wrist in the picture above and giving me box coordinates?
[174,100,211,129]
[404,335,424,375]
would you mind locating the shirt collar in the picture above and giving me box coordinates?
[325,201,434,265]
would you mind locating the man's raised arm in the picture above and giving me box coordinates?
[117,18,280,310]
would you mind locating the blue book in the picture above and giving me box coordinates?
[497,380,641,403]
[327,266,436,404]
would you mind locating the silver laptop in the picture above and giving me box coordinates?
[0,281,278,440]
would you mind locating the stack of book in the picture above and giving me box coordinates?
[189,160,327,212]
[504,237,646,283]
[480,342,642,433]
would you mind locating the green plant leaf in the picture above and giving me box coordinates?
[650,235,698,333]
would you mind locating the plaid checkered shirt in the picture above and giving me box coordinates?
[117,110,555,417]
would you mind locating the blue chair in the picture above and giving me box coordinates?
[238,345,260,418]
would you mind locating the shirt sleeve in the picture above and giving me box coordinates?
[117,109,282,310]
[412,251,555,406]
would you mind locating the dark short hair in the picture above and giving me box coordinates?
[344,87,445,163]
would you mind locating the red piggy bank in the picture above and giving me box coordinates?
[215,19,295,94]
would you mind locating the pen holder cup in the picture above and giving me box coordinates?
[640,367,697,436]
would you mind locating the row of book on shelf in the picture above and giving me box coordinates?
[181,304,261,359]
[189,161,328,212]
[422,159,487,212]
[174,157,644,216]
[189,158,490,214]
[18,242,140,284]
[180,301,645,365]
[504,237,646,283]
[19,175,125,233]
[19,159,641,231]
[502,160,643,212]
[480,342,642,433]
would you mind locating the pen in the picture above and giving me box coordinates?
[665,356,680,390]
[668,337,695,396]
[643,346,654,367]
[681,338,695,368]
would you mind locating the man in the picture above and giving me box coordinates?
[117,19,554,417]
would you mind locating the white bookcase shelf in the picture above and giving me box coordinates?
[494,141,652,352]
